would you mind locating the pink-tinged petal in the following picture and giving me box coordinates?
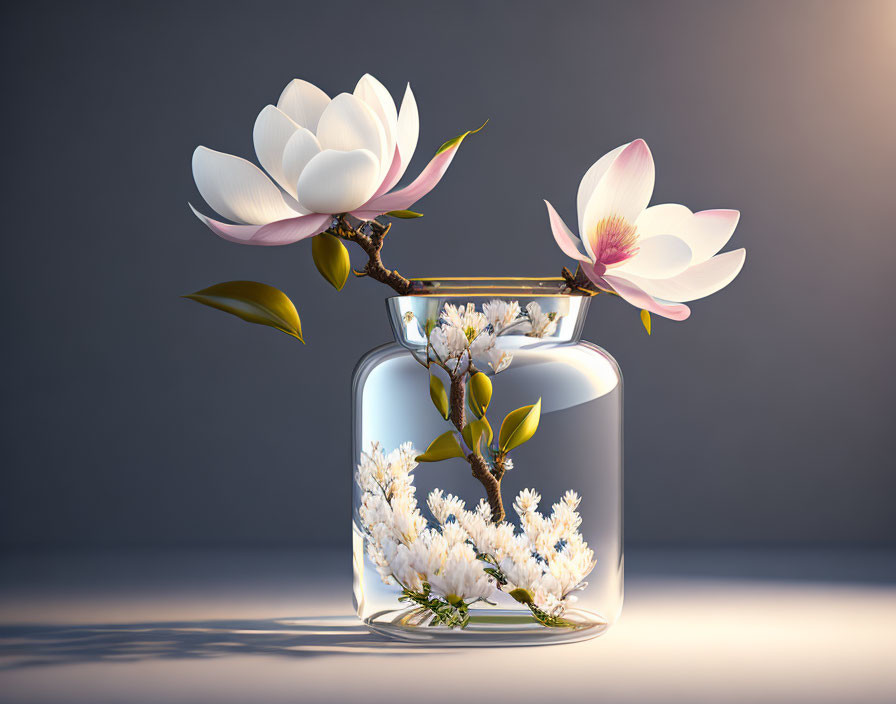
[581,260,609,289]
[296,148,381,214]
[253,105,301,194]
[371,145,403,199]
[618,248,746,303]
[190,204,265,244]
[277,79,330,132]
[576,143,627,237]
[351,124,481,218]
[369,84,420,198]
[251,212,331,245]
[613,234,692,279]
[635,203,693,239]
[684,209,740,264]
[191,146,301,225]
[582,139,655,237]
[603,274,691,321]
[544,200,589,262]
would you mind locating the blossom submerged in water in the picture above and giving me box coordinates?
[190,74,472,246]
[357,442,595,625]
[545,139,746,320]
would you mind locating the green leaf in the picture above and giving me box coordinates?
[461,417,493,454]
[429,375,450,420]
[508,588,534,605]
[183,281,304,342]
[498,398,542,453]
[640,309,652,335]
[468,372,492,418]
[386,210,424,219]
[311,232,351,291]
[415,431,465,462]
[435,119,488,156]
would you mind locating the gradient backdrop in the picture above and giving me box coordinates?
[1,0,894,548]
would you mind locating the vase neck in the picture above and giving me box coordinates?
[385,278,590,349]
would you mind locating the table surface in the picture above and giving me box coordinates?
[1,548,894,704]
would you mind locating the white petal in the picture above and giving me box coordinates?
[618,249,746,302]
[682,209,740,264]
[192,146,300,225]
[282,127,322,201]
[277,79,331,132]
[253,105,300,193]
[354,74,397,174]
[583,139,655,236]
[614,234,692,279]
[394,84,419,181]
[315,93,387,175]
[635,203,693,238]
[296,148,381,214]
[576,143,626,236]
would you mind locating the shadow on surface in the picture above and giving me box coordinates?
[0,616,451,668]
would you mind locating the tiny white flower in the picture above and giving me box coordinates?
[521,302,559,338]
[482,299,522,332]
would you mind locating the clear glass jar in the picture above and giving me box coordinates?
[352,278,622,645]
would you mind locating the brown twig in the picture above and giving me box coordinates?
[561,265,617,296]
[332,216,413,295]
[447,373,506,523]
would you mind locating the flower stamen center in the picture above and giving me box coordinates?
[592,215,639,266]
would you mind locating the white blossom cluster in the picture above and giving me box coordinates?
[357,442,595,619]
[423,299,560,375]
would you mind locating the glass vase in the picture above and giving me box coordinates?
[352,278,622,645]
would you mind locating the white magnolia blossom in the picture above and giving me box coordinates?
[190,73,473,247]
[358,442,596,618]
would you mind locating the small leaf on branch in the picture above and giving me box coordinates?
[461,417,493,454]
[415,431,465,462]
[183,281,304,342]
[468,372,492,418]
[386,210,424,219]
[435,119,489,156]
[429,374,450,420]
[311,232,351,290]
[508,588,534,605]
[498,398,542,453]
[640,309,652,335]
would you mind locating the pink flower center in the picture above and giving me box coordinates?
[591,215,639,266]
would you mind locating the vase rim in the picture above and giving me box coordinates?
[402,276,574,298]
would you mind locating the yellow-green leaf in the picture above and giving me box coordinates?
[508,588,534,605]
[311,232,351,291]
[183,281,304,342]
[640,309,652,335]
[461,417,493,454]
[429,374,450,420]
[468,372,492,418]
[435,119,488,156]
[498,398,542,453]
[386,210,424,219]
[415,431,465,462]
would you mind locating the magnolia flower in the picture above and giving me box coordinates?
[545,139,746,320]
[190,74,473,246]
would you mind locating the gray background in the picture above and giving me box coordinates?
[1,0,893,548]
